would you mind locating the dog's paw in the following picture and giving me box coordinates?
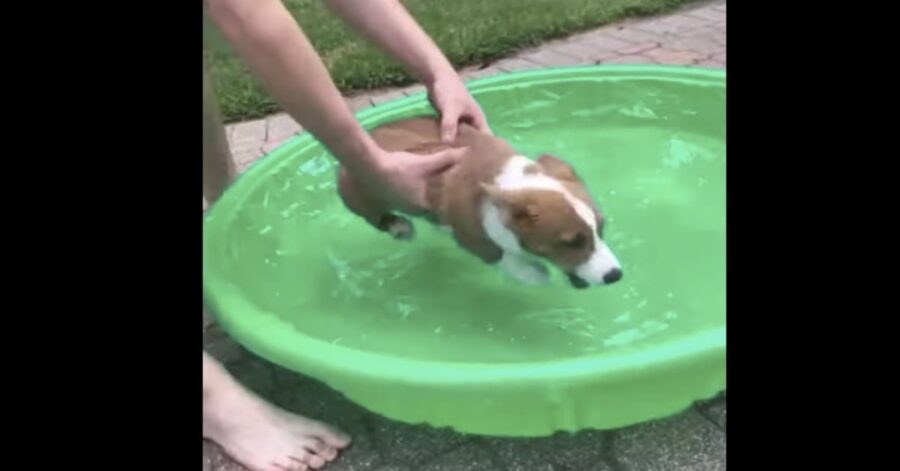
[380,214,416,241]
[515,262,550,285]
[498,254,550,285]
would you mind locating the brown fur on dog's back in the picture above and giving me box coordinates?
[370,116,447,154]
[367,116,514,262]
[370,116,513,213]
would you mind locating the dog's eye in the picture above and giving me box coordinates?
[560,233,587,249]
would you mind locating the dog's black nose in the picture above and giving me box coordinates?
[603,268,623,284]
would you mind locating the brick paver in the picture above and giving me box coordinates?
[206,1,726,469]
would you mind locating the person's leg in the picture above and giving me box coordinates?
[203,66,237,205]
[203,352,350,471]
[203,65,350,470]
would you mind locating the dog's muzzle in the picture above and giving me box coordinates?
[567,268,623,288]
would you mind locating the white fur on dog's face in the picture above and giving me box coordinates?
[481,156,622,287]
[573,238,621,285]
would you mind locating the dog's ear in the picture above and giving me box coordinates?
[481,184,538,230]
[537,154,578,181]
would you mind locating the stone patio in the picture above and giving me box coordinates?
[205,1,726,469]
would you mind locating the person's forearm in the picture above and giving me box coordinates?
[325,0,457,87]
[208,0,381,176]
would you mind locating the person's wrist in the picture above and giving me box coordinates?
[344,131,388,177]
[422,62,458,89]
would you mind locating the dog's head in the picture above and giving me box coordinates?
[482,155,622,288]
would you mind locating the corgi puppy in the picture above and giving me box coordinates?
[337,116,622,288]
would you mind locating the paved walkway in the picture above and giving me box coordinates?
[205,1,726,470]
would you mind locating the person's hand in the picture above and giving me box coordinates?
[427,73,491,142]
[366,146,468,214]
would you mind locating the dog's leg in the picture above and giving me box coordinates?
[379,214,416,240]
[337,166,415,240]
[454,233,503,265]
[496,252,550,285]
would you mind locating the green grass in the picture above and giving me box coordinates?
[203,0,697,122]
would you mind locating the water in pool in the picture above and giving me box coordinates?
[206,76,725,363]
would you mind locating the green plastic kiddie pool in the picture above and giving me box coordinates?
[203,65,725,437]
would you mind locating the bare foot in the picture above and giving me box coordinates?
[203,364,350,470]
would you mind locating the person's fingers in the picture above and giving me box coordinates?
[418,147,467,175]
[468,108,492,135]
[440,108,460,143]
